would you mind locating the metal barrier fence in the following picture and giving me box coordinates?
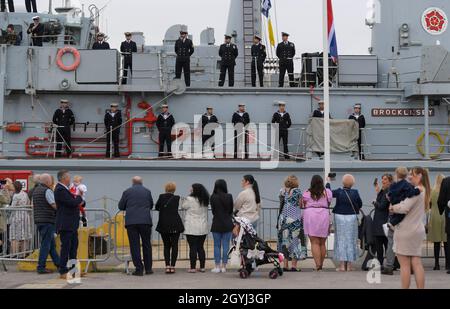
[0,204,445,273]
[0,207,112,272]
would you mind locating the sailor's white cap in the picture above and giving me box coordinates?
[32,16,40,20]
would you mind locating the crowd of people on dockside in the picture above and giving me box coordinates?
[0,167,449,289]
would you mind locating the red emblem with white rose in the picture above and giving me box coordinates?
[422,7,448,35]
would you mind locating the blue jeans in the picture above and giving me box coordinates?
[212,232,232,265]
[36,224,60,272]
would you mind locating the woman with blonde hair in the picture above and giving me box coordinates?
[277,175,305,272]
[390,167,431,289]
[427,174,448,271]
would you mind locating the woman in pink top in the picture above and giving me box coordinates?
[302,175,333,271]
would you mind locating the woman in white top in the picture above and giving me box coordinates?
[234,175,261,230]
[181,183,210,273]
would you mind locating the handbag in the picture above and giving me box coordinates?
[344,190,361,226]
[229,226,244,267]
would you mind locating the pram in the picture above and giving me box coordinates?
[229,217,284,279]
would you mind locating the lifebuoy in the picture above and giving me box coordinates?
[416,131,446,159]
[56,47,81,72]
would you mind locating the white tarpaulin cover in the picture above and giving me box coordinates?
[306,118,359,153]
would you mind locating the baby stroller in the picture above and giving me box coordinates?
[229,217,284,279]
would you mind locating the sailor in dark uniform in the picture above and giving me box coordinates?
[349,103,366,160]
[218,34,239,87]
[27,16,44,47]
[175,30,195,87]
[156,104,176,158]
[312,101,330,158]
[272,101,292,159]
[52,99,75,158]
[120,32,138,85]
[276,32,296,87]
[25,0,37,12]
[104,103,123,158]
[232,104,251,159]
[1,0,14,12]
[202,107,219,154]
[312,101,329,118]
[251,35,266,87]
[92,33,110,50]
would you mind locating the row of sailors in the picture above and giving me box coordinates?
[91,30,296,88]
[51,100,366,160]
[6,17,298,88]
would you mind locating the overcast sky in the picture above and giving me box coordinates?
[35,0,372,55]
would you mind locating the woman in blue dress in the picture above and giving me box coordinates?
[277,175,306,272]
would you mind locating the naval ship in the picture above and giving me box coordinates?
[0,0,449,211]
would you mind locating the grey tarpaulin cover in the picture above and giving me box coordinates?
[306,118,359,153]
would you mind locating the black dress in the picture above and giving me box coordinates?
[210,193,234,233]
[155,193,184,234]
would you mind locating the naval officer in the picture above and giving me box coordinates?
[218,34,238,87]
[156,104,176,158]
[251,35,266,87]
[27,16,44,47]
[104,103,123,158]
[349,103,366,160]
[232,104,251,159]
[92,33,110,50]
[0,0,14,12]
[272,101,292,159]
[175,30,195,87]
[276,32,296,87]
[25,0,37,12]
[120,32,138,85]
[52,99,75,158]
[202,107,219,153]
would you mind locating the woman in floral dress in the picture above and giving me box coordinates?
[277,175,305,272]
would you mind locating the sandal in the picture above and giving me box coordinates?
[188,269,197,273]
[291,268,299,272]
[165,268,171,274]
[170,268,176,274]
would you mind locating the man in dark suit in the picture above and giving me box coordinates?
[202,107,219,155]
[120,32,138,84]
[276,32,296,87]
[1,0,14,12]
[118,176,154,276]
[272,101,292,159]
[54,170,84,279]
[232,104,251,159]
[52,99,75,158]
[218,34,238,87]
[438,176,450,274]
[349,103,366,160]
[27,16,44,47]
[175,30,194,87]
[156,104,175,158]
[104,103,122,158]
[251,35,266,87]
[92,33,110,50]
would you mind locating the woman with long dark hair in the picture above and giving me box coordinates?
[182,183,210,273]
[210,179,234,273]
[302,175,333,271]
[234,175,261,229]
[390,167,431,289]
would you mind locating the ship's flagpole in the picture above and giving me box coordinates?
[323,0,331,179]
